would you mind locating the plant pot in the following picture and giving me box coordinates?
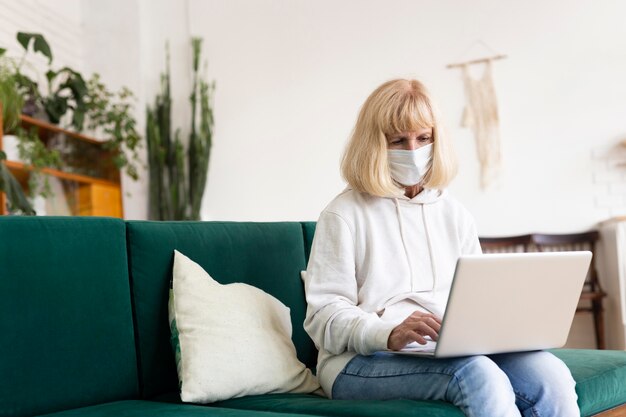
[22,97,49,122]
[2,135,21,162]
[33,195,46,216]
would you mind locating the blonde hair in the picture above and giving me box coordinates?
[340,79,457,197]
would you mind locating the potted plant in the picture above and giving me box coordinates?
[9,32,141,181]
[0,54,23,162]
[1,31,144,216]
[1,52,61,208]
[0,52,35,214]
[146,38,214,221]
[84,73,141,180]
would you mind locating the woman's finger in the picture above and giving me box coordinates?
[423,317,442,333]
[407,312,442,325]
[415,322,439,341]
[404,317,441,337]
[408,330,428,345]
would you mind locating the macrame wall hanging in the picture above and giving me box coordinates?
[447,46,507,189]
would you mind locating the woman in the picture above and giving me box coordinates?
[303,79,579,417]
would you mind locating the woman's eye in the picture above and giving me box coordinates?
[419,136,432,142]
[391,138,404,145]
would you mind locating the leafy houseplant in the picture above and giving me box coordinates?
[146,38,214,220]
[0,53,35,214]
[16,128,62,199]
[8,32,141,182]
[13,32,88,129]
[1,31,141,215]
[85,74,141,180]
[1,41,62,206]
[43,66,88,129]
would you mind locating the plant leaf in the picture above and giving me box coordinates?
[0,48,6,57]
[0,161,35,215]
[64,70,88,97]
[72,109,85,131]
[17,32,53,63]
[16,32,31,50]
[43,96,68,124]
[45,69,57,83]
[33,35,53,63]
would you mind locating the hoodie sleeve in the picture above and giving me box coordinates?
[303,211,395,356]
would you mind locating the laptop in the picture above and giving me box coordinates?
[391,251,592,358]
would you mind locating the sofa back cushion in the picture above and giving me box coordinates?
[0,217,138,417]
[126,221,316,399]
[301,222,317,263]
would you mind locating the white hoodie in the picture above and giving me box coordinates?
[303,187,482,397]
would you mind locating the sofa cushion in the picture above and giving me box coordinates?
[39,400,316,417]
[127,221,317,399]
[169,250,319,402]
[217,394,465,417]
[0,217,138,417]
[154,392,464,417]
[152,347,626,417]
[551,349,626,416]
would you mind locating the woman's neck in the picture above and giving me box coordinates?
[404,185,423,199]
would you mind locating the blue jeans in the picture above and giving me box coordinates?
[332,351,579,417]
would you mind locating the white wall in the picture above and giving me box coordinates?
[0,0,84,84]
[3,0,625,234]
[187,0,626,235]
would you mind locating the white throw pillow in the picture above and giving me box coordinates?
[169,250,320,403]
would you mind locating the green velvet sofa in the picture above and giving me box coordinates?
[1,216,626,417]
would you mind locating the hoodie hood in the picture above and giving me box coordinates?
[342,186,446,205]
[396,188,446,205]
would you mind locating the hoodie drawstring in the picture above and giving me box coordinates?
[421,204,438,290]
[394,198,415,291]
[394,198,438,292]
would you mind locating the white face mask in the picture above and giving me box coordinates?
[387,143,433,186]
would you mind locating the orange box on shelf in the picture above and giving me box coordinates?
[77,183,123,218]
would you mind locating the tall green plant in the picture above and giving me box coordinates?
[188,38,214,220]
[146,39,214,220]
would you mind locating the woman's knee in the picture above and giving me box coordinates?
[491,351,579,416]
[523,352,578,411]
[495,351,576,394]
[448,356,519,417]
[534,351,576,386]
[454,355,514,390]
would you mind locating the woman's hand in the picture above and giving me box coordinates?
[387,311,442,351]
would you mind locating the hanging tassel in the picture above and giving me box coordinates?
[460,60,502,189]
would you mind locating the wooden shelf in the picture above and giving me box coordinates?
[1,112,124,218]
[20,115,104,145]
[4,161,119,187]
